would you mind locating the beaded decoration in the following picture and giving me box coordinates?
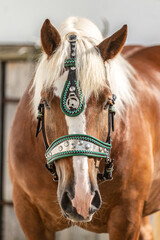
[60,35,85,117]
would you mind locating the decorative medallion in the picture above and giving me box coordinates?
[60,34,85,117]
[60,71,85,116]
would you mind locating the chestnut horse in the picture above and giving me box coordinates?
[8,17,160,240]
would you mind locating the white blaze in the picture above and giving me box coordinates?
[65,112,92,218]
[53,73,90,191]
[65,112,89,189]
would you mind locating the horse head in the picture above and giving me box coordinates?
[33,18,127,222]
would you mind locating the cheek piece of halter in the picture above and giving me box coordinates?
[35,34,116,182]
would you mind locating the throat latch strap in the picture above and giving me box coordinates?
[35,99,58,181]
[105,94,116,144]
[35,99,49,150]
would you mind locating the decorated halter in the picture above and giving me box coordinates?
[36,34,116,182]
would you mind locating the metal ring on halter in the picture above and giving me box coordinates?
[66,33,77,42]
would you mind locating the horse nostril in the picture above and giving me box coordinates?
[90,190,102,214]
[61,192,72,213]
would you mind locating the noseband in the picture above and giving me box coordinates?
[36,34,116,182]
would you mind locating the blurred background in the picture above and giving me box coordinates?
[0,0,160,239]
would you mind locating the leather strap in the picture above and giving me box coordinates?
[35,100,49,150]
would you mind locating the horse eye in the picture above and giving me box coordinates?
[43,99,50,109]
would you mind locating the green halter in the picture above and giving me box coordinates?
[36,34,116,181]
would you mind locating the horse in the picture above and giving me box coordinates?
[8,17,160,240]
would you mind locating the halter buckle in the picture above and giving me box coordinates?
[97,159,114,181]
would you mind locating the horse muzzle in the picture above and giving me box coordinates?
[60,188,102,222]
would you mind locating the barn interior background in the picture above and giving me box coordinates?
[0,0,160,239]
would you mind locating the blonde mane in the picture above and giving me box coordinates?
[32,17,136,117]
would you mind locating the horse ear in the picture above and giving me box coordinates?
[97,25,127,61]
[41,19,61,56]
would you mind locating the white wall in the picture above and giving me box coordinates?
[0,0,160,45]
